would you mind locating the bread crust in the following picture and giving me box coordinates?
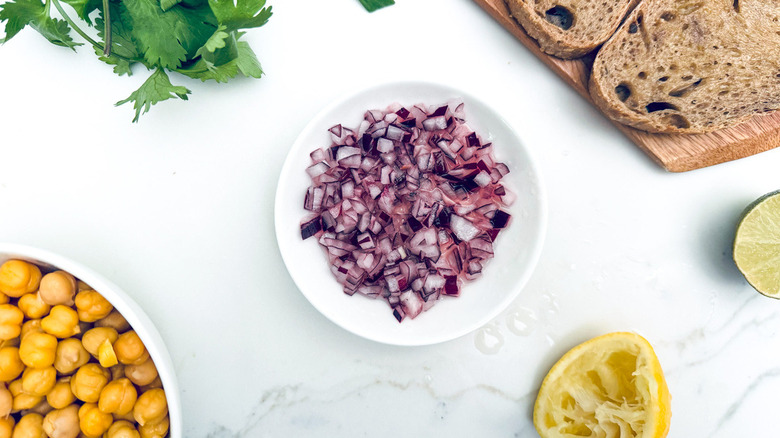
[506,0,639,59]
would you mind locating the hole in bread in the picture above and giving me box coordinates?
[660,12,675,21]
[670,64,678,71]
[638,72,647,79]
[545,6,574,30]
[615,83,632,102]
[733,0,740,13]
[718,90,729,95]
[646,102,679,113]
[666,114,691,129]
[658,76,669,82]
[681,75,694,81]
[628,22,638,33]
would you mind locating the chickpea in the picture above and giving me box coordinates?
[19,333,57,369]
[0,305,23,340]
[24,399,53,417]
[20,320,43,341]
[53,339,89,376]
[105,421,140,438]
[11,412,45,438]
[9,379,42,411]
[112,411,135,423]
[113,332,148,366]
[74,291,113,323]
[98,341,118,368]
[75,321,92,340]
[0,260,41,298]
[38,271,76,306]
[45,379,75,410]
[42,404,79,438]
[17,294,50,321]
[124,360,158,387]
[81,328,118,358]
[109,365,125,381]
[70,364,110,403]
[41,306,80,339]
[94,311,130,333]
[0,383,11,417]
[137,377,163,394]
[0,348,24,382]
[77,403,112,438]
[0,339,18,350]
[132,389,166,427]
[138,415,168,438]
[0,416,13,437]
[21,367,56,397]
[98,378,137,416]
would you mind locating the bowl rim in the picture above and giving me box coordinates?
[274,79,548,346]
[0,242,182,436]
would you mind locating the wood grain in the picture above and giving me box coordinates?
[473,0,780,172]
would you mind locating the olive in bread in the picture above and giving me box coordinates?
[589,0,780,134]
[505,0,640,59]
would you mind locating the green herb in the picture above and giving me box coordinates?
[358,0,394,13]
[0,0,272,122]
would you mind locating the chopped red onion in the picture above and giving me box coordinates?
[300,101,513,322]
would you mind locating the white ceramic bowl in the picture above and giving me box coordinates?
[0,243,181,436]
[275,81,547,346]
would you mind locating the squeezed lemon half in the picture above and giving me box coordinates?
[533,332,671,438]
[733,190,780,298]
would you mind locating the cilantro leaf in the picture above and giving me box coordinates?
[177,57,237,83]
[96,49,134,76]
[176,26,260,80]
[0,0,43,42]
[235,39,262,78]
[60,0,101,24]
[95,0,140,75]
[32,14,80,48]
[197,24,229,56]
[159,0,182,11]
[115,68,190,122]
[208,0,271,32]
[120,0,215,69]
[358,0,394,12]
[0,0,80,48]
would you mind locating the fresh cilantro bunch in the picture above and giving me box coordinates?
[0,0,272,121]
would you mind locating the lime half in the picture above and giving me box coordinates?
[734,190,780,299]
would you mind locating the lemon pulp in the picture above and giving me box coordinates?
[533,332,671,438]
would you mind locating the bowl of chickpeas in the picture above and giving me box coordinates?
[0,243,181,438]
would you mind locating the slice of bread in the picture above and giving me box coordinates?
[590,0,780,134]
[505,0,640,59]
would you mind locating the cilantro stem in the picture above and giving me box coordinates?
[102,0,111,57]
[51,0,103,49]
[50,0,135,63]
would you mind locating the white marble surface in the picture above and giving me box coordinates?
[2,0,780,436]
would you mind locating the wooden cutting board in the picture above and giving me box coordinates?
[473,0,780,172]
